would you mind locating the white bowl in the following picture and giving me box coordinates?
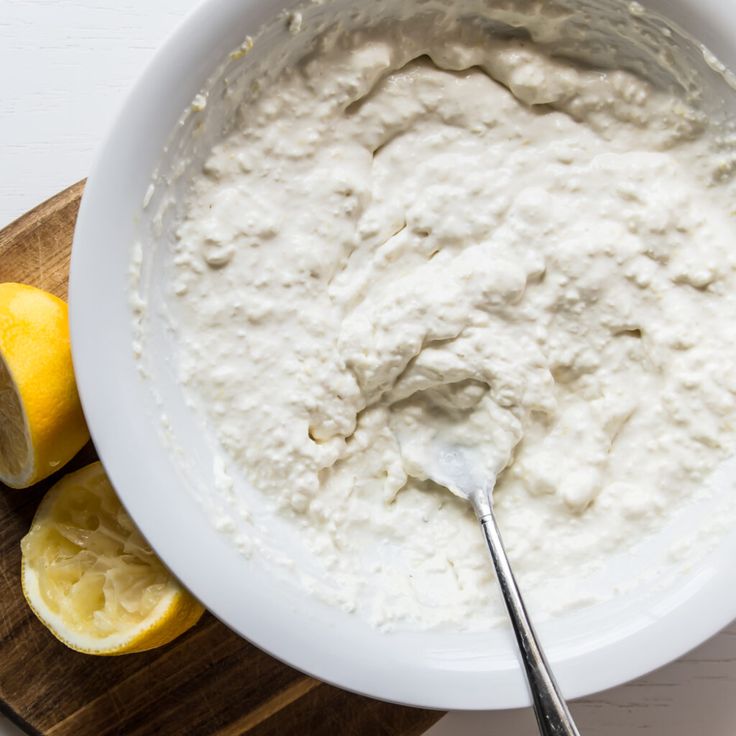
[70,0,736,710]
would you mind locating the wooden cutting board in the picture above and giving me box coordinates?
[0,182,444,736]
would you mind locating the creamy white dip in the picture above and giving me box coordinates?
[159,13,736,629]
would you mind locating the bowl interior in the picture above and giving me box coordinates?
[70,0,736,709]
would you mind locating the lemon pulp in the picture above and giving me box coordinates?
[0,354,30,483]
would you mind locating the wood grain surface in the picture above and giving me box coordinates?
[0,183,443,736]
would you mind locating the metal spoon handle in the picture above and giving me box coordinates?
[477,507,581,736]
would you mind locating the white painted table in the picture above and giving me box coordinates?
[3,2,736,734]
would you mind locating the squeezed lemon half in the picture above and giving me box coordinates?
[0,282,89,488]
[21,462,204,654]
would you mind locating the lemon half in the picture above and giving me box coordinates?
[0,282,89,488]
[21,462,204,654]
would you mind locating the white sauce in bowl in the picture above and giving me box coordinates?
[152,13,736,629]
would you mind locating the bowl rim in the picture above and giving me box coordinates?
[70,0,736,710]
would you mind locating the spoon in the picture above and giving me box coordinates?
[419,442,581,736]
